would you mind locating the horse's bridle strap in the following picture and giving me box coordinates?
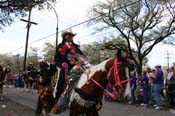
[90,78,115,98]
[90,57,129,98]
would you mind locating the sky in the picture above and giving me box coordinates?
[0,0,175,68]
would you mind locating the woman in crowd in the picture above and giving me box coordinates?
[128,71,137,104]
[147,67,155,105]
[166,67,175,113]
[140,70,150,106]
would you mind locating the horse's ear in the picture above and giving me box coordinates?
[116,49,122,59]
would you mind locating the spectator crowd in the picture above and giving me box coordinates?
[128,65,175,114]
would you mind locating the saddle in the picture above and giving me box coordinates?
[57,64,89,113]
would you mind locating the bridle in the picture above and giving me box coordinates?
[90,57,129,98]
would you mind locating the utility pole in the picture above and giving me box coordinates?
[16,54,20,74]
[166,51,171,69]
[21,8,37,74]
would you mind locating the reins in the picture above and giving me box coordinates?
[90,58,129,98]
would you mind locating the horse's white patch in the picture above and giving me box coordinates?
[77,59,111,88]
[69,59,111,107]
[124,67,131,99]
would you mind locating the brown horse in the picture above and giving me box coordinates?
[69,50,130,116]
[35,61,57,116]
[0,68,8,100]
[37,50,131,116]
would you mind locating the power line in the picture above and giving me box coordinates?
[8,29,117,55]
[7,0,142,54]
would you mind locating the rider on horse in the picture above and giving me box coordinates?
[54,30,83,101]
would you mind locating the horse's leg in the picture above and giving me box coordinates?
[86,110,98,116]
[42,110,49,116]
[70,110,79,116]
[36,97,43,116]
[0,86,3,100]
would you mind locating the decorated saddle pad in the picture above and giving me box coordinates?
[67,70,83,83]
[67,64,88,83]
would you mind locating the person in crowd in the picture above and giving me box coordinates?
[54,30,83,101]
[147,67,154,105]
[166,66,175,113]
[140,70,150,106]
[152,65,164,110]
[0,65,4,100]
[26,63,36,90]
[5,64,11,87]
[18,72,24,88]
[128,71,137,104]
[13,74,19,87]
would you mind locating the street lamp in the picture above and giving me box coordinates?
[46,2,59,48]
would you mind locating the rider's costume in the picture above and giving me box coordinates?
[54,31,83,101]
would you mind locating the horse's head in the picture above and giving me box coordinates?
[38,61,57,86]
[105,49,130,100]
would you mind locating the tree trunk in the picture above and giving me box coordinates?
[137,57,143,77]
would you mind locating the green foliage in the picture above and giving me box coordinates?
[27,47,40,69]
[82,43,101,64]
[81,37,148,65]
[0,54,22,73]
[42,42,55,63]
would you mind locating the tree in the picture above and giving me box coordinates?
[89,0,175,74]
[0,54,22,73]
[98,37,149,66]
[42,42,55,63]
[81,37,148,65]
[27,47,40,69]
[82,43,102,64]
[0,0,56,29]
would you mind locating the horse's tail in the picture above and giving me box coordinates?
[36,96,43,116]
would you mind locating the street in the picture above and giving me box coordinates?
[0,87,174,116]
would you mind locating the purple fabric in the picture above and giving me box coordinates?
[154,69,163,84]
[142,74,149,85]
[130,76,137,88]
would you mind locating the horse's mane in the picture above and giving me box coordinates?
[77,58,113,88]
[39,62,57,86]
[39,62,57,77]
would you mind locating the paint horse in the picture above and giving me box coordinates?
[35,61,57,116]
[0,67,8,100]
[69,50,130,116]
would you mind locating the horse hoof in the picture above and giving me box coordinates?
[51,104,59,114]
[0,97,4,101]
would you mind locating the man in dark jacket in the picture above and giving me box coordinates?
[26,63,36,89]
[166,67,175,113]
[54,30,83,101]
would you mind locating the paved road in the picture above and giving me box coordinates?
[0,87,174,116]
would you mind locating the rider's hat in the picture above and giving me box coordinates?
[61,30,76,38]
